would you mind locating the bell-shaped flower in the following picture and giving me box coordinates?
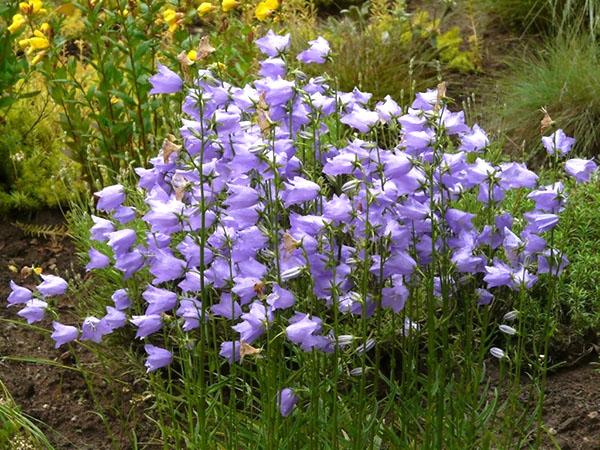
[278,388,298,417]
[323,194,352,223]
[94,184,125,212]
[459,124,488,152]
[376,95,401,123]
[176,298,203,331]
[149,64,183,94]
[17,299,47,324]
[498,162,538,190]
[8,281,32,305]
[90,215,115,242]
[51,321,78,348]
[211,293,242,319]
[484,260,514,289]
[142,285,177,315]
[219,340,241,363]
[266,285,295,311]
[282,176,320,207]
[114,249,145,279]
[255,30,290,57]
[297,36,330,64]
[81,317,111,343]
[112,288,131,310]
[286,312,331,351]
[144,344,173,372]
[524,212,559,234]
[86,248,110,271]
[527,182,566,212]
[381,276,408,313]
[232,301,272,344]
[542,129,575,156]
[565,158,597,183]
[259,57,286,79]
[149,250,186,284]
[37,274,68,297]
[114,206,136,224]
[103,306,127,331]
[131,314,163,338]
[340,105,379,133]
[107,229,137,256]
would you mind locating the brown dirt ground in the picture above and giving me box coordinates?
[0,211,598,449]
[0,211,156,449]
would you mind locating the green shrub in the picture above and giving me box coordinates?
[554,179,600,346]
[492,36,600,161]
[0,85,83,215]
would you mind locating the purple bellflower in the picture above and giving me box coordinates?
[51,322,78,348]
[37,274,68,297]
[149,64,183,94]
[144,344,173,372]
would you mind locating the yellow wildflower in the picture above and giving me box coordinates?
[19,30,50,54]
[110,96,121,105]
[39,22,51,34]
[31,51,46,65]
[187,49,198,61]
[33,266,43,275]
[8,14,26,34]
[197,2,216,16]
[163,8,183,32]
[222,0,239,12]
[19,0,46,15]
[255,0,278,21]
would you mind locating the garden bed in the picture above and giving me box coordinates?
[0,212,598,449]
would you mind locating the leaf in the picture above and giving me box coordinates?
[18,90,41,99]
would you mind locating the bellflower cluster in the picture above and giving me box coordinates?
[6,31,598,417]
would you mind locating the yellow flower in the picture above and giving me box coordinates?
[197,2,216,16]
[255,0,278,21]
[222,0,239,12]
[163,8,183,32]
[110,96,121,105]
[187,49,198,61]
[19,0,46,15]
[33,266,43,275]
[8,14,26,34]
[31,51,46,65]
[19,31,50,54]
[39,22,51,34]
[28,36,49,50]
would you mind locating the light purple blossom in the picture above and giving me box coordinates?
[51,322,78,348]
[144,344,172,372]
[94,184,125,212]
[255,30,290,57]
[112,289,131,310]
[86,248,110,271]
[565,158,597,183]
[542,129,575,155]
[17,299,47,324]
[278,388,298,417]
[81,316,111,343]
[8,281,32,305]
[149,64,183,94]
[131,314,163,338]
[283,177,320,207]
[37,274,68,297]
[297,36,330,64]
